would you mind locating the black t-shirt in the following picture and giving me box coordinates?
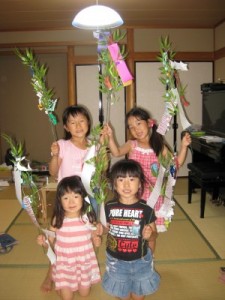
[105,199,156,261]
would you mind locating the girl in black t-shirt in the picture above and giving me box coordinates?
[102,159,160,300]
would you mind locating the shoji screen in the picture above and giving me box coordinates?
[135,62,213,176]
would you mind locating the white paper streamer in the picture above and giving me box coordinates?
[41,229,56,264]
[157,197,175,219]
[157,174,176,220]
[170,60,188,71]
[15,156,32,171]
[45,239,56,265]
[100,202,107,227]
[42,229,56,238]
[147,165,166,208]
[13,169,22,205]
[172,88,192,130]
[81,145,96,197]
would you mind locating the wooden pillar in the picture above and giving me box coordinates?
[126,28,135,114]
[67,46,76,105]
[125,28,135,140]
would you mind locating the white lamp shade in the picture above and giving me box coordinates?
[72,5,123,30]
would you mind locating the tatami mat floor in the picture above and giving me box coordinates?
[0,178,225,300]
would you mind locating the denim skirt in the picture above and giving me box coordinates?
[102,249,160,298]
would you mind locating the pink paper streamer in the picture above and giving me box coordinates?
[156,112,172,135]
[23,196,40,228]
[108,43,133,86]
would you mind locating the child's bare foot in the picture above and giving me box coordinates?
[40,275,53,293]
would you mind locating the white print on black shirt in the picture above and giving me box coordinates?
[108,208,144,253]
[109,208,143,218]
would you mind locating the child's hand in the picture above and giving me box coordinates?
[37,234,48,248]
[96,223,103,236]
[92,223,103,247]
[92,235,102,247]
[50,142,59,157]
[142,224,153,241]
[181,132,192,147]
[101,124,113,139]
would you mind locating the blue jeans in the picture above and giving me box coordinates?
[102,249,160,298]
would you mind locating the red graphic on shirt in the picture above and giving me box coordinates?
[118,239,138,252]
[111,219,133,226]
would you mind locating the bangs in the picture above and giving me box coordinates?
[110,159,145,199]
[57,176,87,199]
[113,164,140,178]
[126,107,150,127]
[70,107,90,121]
[59,185,83,197]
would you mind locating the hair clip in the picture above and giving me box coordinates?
[149,119,156,128]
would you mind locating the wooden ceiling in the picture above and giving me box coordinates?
[1,0,225,32]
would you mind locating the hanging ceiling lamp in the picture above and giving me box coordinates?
[72,3,123,30]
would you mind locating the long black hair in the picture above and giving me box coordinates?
[51,175,96,228]
[62,105,92,140]
[110,159,145,199]
[126,107,170,156]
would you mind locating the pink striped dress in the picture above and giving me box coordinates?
[52,217,101,291]
[129,140,165,231]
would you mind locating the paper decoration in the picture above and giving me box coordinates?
[157,173,176,228]
[147,165,166,209]
[13,169,22,205]
[23,196,40,228]
[157,36,190,135]
[96,29,133,122]
[170,60,188,71]
[100,202,107,228]
[41,229,56,264]
[81,145,96,197]
[42,229,56,238]
[46,240,56,265]
[15,157,32,171]
[156,112,173,136]
[172,88,192,130]
[108,43,133,86]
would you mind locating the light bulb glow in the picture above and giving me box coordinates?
[72,5,123,30]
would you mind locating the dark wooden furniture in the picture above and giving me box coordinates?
[187,134,225,217]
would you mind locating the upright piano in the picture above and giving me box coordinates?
[191,134,225,164]
[187,83,225,217]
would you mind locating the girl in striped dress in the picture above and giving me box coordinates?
[37,175,102,300]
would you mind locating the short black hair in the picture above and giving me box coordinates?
[110,159,145,199]
[62,105,91,139]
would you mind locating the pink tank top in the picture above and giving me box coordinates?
[57,139,88,182]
